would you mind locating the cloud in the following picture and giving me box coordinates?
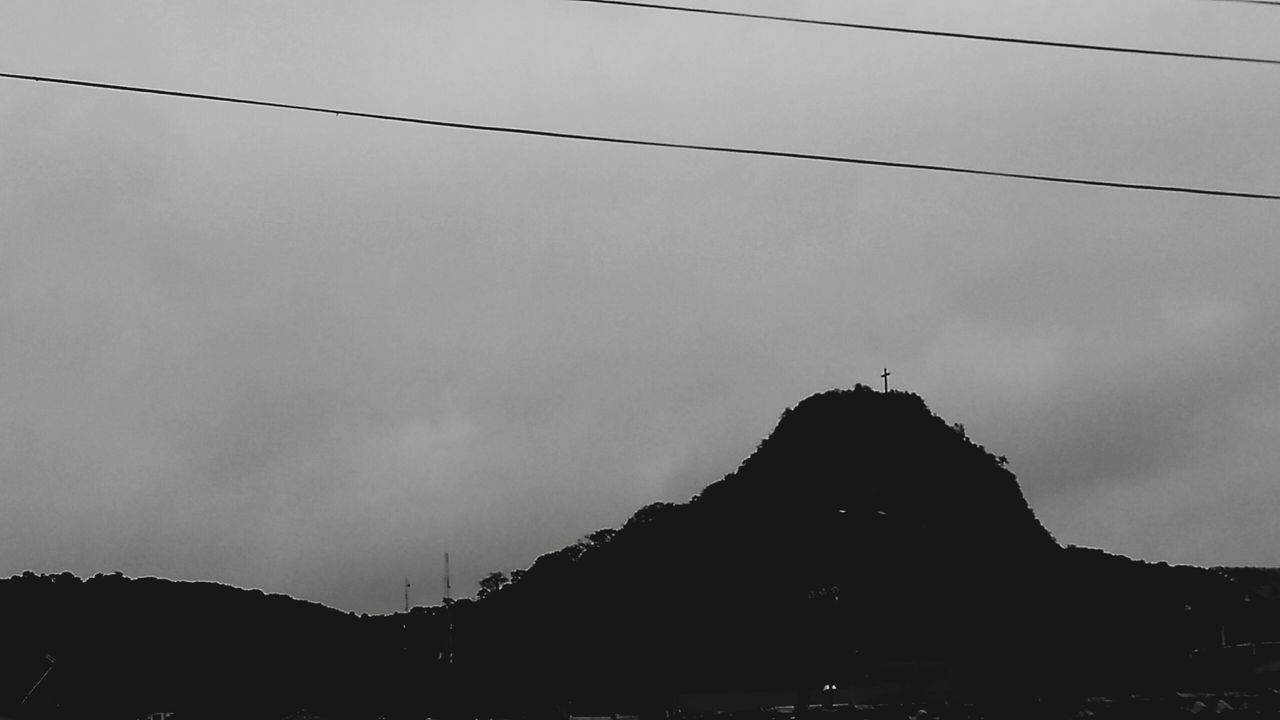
[1,0,1279,612]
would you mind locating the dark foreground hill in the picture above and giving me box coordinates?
[454,388,1267,712]
[2,387,1276,719]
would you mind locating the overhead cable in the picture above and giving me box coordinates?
[568,0,1280,66]
[2,71,1277,201]
[1203,0,1280,6]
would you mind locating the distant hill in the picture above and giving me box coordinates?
[0,572,389,719]
[2,386,1275,718]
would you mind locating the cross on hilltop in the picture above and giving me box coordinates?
[881,367,891,392]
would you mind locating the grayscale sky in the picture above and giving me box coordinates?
[1,0,1278,613]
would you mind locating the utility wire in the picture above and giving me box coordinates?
[568,0,1280,66]
[2,71,1278,201]
[1204,0,1280,6]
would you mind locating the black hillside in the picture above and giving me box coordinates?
[459,387,1260,712]
[2,386,1273,718]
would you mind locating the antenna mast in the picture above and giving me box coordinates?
[443,552,451,601]
[404,576,411,612]
[441,551,455,666]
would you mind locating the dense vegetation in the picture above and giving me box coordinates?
[3,387,1276,718]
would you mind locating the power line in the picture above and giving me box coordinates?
[568,0,1280,66]
[1204,0,1280,5]
[2,71,1278,201]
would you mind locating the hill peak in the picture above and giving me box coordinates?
[696,385,1057,557]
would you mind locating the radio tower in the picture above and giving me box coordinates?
[443,552,451,601]
[441,552,454,666]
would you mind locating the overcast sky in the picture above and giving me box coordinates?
[2,0,1279,613]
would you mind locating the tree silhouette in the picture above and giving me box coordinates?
[476,571,509,599]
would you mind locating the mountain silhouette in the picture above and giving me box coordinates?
[458,387,1266,713]
[2,386,1274,718]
